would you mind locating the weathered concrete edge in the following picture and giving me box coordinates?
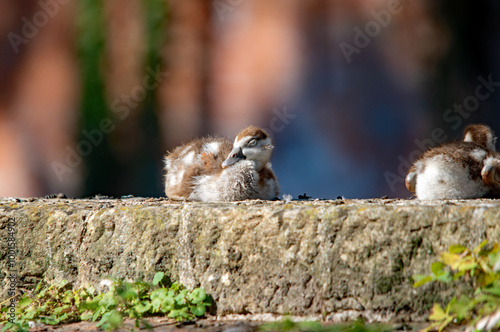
[1,198,499,323]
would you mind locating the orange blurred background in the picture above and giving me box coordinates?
[1,0,499,199]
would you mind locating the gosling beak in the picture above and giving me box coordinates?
[482,163,500,188]
[222,147,245,168]
[405,172,417,193]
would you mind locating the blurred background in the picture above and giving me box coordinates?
[0,0,499,199]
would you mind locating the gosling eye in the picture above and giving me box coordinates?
[247,139,257,147]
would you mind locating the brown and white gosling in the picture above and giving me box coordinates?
[164,126,279,202]
[406,124,500,200]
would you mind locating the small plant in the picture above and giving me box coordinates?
[260,318,393,332]
[0,272,213,331]
[413,241,500,332]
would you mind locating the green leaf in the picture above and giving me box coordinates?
[106,310,123,329]
[429,304,447,321]
[449,245,466,254]
[151,298,162,312]
[23,308,37,319]
[168,307,190,320]
[190,303,206,317]
[450,295,474,321]
[161,297,175,312]
[18,297,33,309]
[483,287,500,297]
[452,270,466,280]
[34,281,43,294]
[96,310,123,329]
[202,295,213,306]
[92,305,103,322]
[490,242,500,254]
[58,312,69,322]
[86,285,96,296]
[62,291,74,304]
[438,316,454,332]
[431,262,446,275]
[151,288,168,300]
[170,282,181,292]
[436,271,452,283]
[457,261,478,272]
[95,314,106,327]
[474,240,489,254]
[174,289,188,305]
[1,322,14,332]
[480,272,499,287]
[440,252,461,269]
[78,299,99,312]
[445,297,456,315]
[413,275,433,288]
[80,311,93,321]
[41,314,60,325]
[153,272,164,286]
[99,292,119,309]
[37,288,47,298]
[116,287,138,302]
[188,288,207,304]
[126,307,140,319]
[134,301,152,314]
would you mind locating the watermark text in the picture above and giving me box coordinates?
[8,0,71,54]
[340,0,412,63]
[6,217,17,323]
[384,74,500,192]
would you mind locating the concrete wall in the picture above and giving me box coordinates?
[1,198,499,322]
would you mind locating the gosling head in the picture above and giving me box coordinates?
[222,126,274,170]
[464,124,496,151]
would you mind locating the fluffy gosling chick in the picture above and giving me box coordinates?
[406,124,500,199]
[164,126,279,202]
